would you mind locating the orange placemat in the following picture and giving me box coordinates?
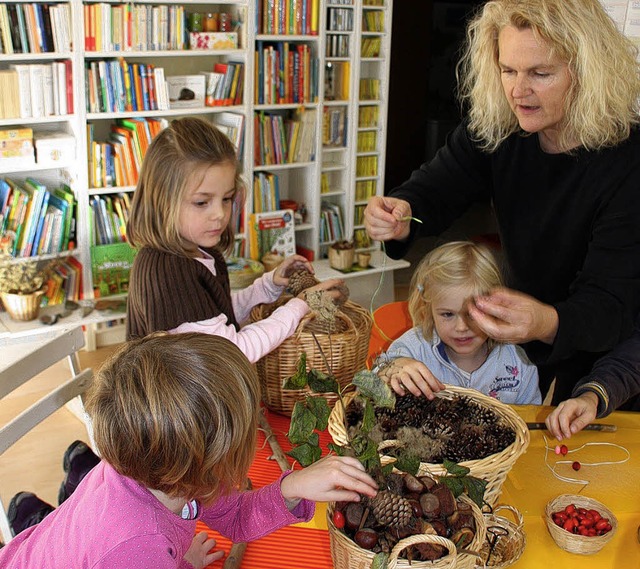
[197,407,335,568]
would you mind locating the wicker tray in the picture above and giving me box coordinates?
[227,258,265,289]
[479,505,526,568]
[328,494,485,569]
[329,386,529,507]
[250,299,372,416]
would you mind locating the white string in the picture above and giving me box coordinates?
[542,435,630,487]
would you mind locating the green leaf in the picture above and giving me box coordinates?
[307,369,340,394]
[352,435,381,472]
[327,442,349,456]
[393,452,420,476]
[283,353,308,390]
[443,459,470,477]
[352,370,395,409]
[462,476,487,509]
[287,441,322,467]
[360,398,376,434]
[440,476,465,498]
[372,552,389,569]
[287,402,317,444]
[381,463,394,477]
[306,396,331,431]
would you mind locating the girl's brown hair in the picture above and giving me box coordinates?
[127,117,244,257]
[408,241,503,344]
[84,333,260,504]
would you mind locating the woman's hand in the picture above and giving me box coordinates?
[364,196,412,242]
[298,278,348,304]
[378,357,445,399]
[545,392,599,441]
[273,255,314,287]
[183,531,224,569]
[467,287,559,344]
[280,455,378,510]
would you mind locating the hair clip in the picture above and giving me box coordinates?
[416,284,424,293]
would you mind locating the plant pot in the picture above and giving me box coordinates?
[329,246,355,270]
[1,289,45,321]
[357,252,371,268]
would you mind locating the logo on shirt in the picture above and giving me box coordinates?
[488,365,521,399]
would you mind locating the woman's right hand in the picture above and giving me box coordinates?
[298,278,348,304]
[545,391,599,441]
[364,196,413,241]
[378,357,445,399]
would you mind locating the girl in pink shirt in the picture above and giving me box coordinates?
[126,117,344,362]
[0,333,377,568]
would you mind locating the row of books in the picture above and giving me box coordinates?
[327,7,354,31]
[89,193,131,246]
[363,10,385,32]
[319,201,345,244]
[85,59,169,114]
[354,227,371,249]
[323,107,347,147]
[200,61,245,107]
[0,3,72,55]
[253,109,316,166]
[355,179,377,201]
[84,3,186,52]
[356,155,378,177]
[361,37,381,58]
[255,42,319,105]
[42,256,83,305]
[87,117,167,189]
[358,105,379,128]
[256,0,319,36]
[0,61,73,120]
[357,130,377,152]
[0,178,76,258]
[324,61,350,101]
[252,171,281,214]
[326,34,350,58]
[359,78,380,100]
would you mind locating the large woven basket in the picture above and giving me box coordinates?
[328,494,485,569]
[250,298,372,416]
[329,385,529,507]
[479,505,526,568]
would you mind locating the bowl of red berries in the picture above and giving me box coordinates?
[545,494,617,554]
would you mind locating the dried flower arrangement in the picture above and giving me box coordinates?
[0,254,49,294]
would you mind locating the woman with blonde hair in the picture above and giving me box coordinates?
[365,0,640,406]
[378,241,540,405]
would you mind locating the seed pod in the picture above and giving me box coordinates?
[419,492,441,519]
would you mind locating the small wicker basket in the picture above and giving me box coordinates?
[328,386,529,507]
[545,494,617,555]
[250,298,372,416]
[1,289,45,321]
[328,494,485,569]
[479,505,526,568]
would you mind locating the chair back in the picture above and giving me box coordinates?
[367,300,413,367]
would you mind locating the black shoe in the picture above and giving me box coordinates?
[58,440,100,505]
[7,492,54,536]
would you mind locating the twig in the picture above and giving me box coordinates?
[223,478,252,569]
[258,410,291,473]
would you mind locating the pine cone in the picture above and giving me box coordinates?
[370,490,413,530]
[287,269,320,296]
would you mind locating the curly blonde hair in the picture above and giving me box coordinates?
[85,333,260,505]
[408,241,503,345]
[457,0,640,153]
[127,117,245,257]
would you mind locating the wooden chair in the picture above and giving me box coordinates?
[366,300,413,367]
[0,327,92,544]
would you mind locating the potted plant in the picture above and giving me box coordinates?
[328,239,355,270]
[0,255,53,321]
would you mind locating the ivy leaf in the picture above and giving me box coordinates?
[283,354,308,390]
[462,476,487,509]
[307,369,340,394]
[306,396,331,431]
[287,402,317,444]
[352,370,395,409]
[372,552,389,569]
[440,476,465,498]
[393,452,420,476]
[327,442,349,456]
[443,459,470,477]
[352,435,381,472]
[381,463,394,477]
[287,440,321,467]
[360,397,376,434]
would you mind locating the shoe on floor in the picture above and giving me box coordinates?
[7,492,54,536]
[58,440,100,505]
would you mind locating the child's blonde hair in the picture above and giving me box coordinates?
[127,117,244,257]
[408,241,503,342]
[84,333,260,505]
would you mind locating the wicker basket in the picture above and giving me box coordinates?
[328,494,485,569]
[250,299,372,416]
[329,386,530,507]
[227,258,265,289]
[1,289,45,321]
[479,505,526,568]
[544,494,617,555]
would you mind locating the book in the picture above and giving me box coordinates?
[248,209,296,261]
[212,112,245,155]
[166,74,205,108]
[91,241,137,297]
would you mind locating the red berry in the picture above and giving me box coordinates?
[332,510,345,529]
[572,461,581,471]
[560,444,568,456]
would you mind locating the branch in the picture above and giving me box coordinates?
[258,410,291,473]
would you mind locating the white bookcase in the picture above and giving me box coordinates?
[0,0,407,343]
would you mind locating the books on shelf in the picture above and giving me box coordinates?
[320,201,345,244]
[41,255,83,306]
[254,108,316,166]
[257,0,319,35]
[90,193,131,245]
[212,112,245,156]
[248,209,296,262]
[252,171,280,214]
[166,75,206,109]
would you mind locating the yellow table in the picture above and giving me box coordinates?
[498,405,640,568]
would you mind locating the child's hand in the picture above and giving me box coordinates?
[183,531,224,569]
[298,279,348,304]
[379,357,445,399]
[280,455,377,510]
[273,255,314,287]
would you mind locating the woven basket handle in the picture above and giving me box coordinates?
[490,504,524,529]
[388,534,457,569]
[294,308,357,341]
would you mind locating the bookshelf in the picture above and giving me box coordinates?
[1,0,404,344]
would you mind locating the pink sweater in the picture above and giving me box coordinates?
[0,462,314,568]
[173,256,309,363]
